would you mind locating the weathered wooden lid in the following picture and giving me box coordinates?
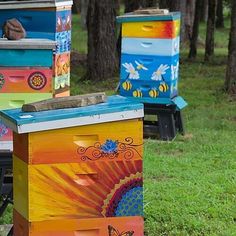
[0,38,56,49]
[117,10,181,23]
[0,96,144,134]
[0,0,73,9]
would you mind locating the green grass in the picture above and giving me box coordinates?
[1,14,236,236]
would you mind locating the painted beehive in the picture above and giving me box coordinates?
[0,95,144,236]
[0,0,73,97]
[0,39,55,109]
[117,12,181,104]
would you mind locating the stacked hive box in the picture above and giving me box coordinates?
[0,38,55,151]
[0,0,73,97]
[117,12,181,104]
[0,96,144,236]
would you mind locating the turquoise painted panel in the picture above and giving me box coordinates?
[121,53,179,82]
[122,37,180,56]
[119,96,188,109]
[120,78,178,99]
[0,96,143,126]
[0,49,53,67]
[0,9,56,39]
[117,12,181,23]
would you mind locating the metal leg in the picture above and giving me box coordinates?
[158,112,176,141]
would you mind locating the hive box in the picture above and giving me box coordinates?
[117,12,181,104]
[0,0,73,40]
[0,96,144,236]
[0,39,55,107]
[0,0,72,97]
[0,39,55,67]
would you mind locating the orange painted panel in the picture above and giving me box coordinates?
[0,68,52,93]
[54,89,70,98]
[14,210,144,236]
[53,53,70,77]
[14,156,143,222]
[14,119,143,164]
[122,20,180,39]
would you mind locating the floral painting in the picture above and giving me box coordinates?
[151,64,170,81]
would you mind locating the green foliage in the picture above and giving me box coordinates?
[1,14,236,236]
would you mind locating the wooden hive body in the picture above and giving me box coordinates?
[0,96,145,236]
[117,12,181,104]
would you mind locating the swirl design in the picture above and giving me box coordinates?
[77,137,142,161]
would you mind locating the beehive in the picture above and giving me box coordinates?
[0,95,144,236]
[117,11,181,104]
[0,0,73,97]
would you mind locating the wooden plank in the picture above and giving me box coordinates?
[22,92,107,112]
[133,8,169,15]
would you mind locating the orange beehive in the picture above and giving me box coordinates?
[0,96,144,236]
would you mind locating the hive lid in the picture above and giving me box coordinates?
[0,95,144,134]
[0,0,73,9]
[117,11,181,23]
[0,38,56,49]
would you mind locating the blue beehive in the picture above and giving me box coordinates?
[117,11,182,104]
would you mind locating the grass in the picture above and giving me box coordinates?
[1,14,236,236]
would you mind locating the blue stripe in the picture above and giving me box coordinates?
[0,49,53,67]
[0,96,144,126]
[117,12,181,23]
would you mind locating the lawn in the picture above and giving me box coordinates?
[1,14,236,236]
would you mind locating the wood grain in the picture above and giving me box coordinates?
[22,92,107,112]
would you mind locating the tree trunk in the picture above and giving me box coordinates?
[124,0,143,13]
[188,0,203,59]
[216,0,224,28]
[80,0,89,30]
[200,0,208,22]
[86,0,118,81]
[205,0,217,61]
[225,0,236,94]
[72,0,80,14]
[142,0,157,8]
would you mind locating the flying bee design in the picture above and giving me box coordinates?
[149,88,159,98]
[133,89,143,98]
[122,81,132,91]
[159,83,169,93]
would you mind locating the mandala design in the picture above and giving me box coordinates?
[102,173,143,217]
[77,137,142,161]
[0,73,5,90]
[28,72,47,90]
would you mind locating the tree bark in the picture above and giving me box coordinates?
[216,0,224,28]
[205,0,217,61]
[188,0,203,59]
[124,0,143,13]
[225,0,236,94]
[200,0,208,22]
[142,0,157,8]
[80,0,89,30]
[86,0,118,81]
